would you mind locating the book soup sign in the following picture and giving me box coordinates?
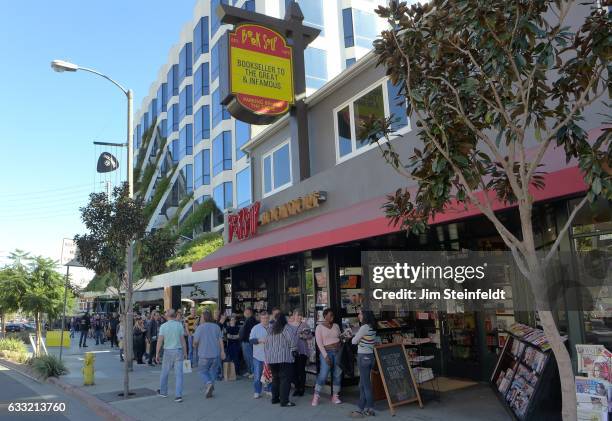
[228,24,294,123]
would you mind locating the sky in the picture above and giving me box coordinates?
[0,1,196,286]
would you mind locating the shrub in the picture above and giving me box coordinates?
[0,337,27,353]
[166,232,223,270]
[30,355,68,379]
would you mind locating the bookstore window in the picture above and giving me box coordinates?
[570,197,612,349]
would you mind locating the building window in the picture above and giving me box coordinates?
[195,149,211,188]
[136,124,142,149]
[160,119,167,138]
[305,47,328,90]
[235,120,250,160]
[179,124,193,160]
[342,9,354,48]
[179,42,193,84]
[167,64,179,97]
[346,58,356,68]
[183,164,193,194]
[353,9,378,49]
[194,62,210,103]
[236,167,251,208]
[291,0,324,35]
[213,181,233,225]
[194,105,211,142]
[212,131,232,176]
[157,83,168,114]
[170,138,179,163]
[262,141,291,196]
[150,98,158,121]
[212,89,230,128]
[211,0,229,37]
[334,81,405,162]
[179,85,193,120]
[211,42,220,82]
[167,103,179,133]
[243,0,255,11]
[143,112,149,131]
[193,17,209,61]
[387,79,408,132]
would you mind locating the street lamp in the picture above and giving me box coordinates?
[51,59,135,372]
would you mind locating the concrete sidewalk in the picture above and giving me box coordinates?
[48,341,510,421]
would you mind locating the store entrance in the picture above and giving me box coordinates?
[440,311,480,380]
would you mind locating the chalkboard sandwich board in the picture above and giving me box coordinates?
[374,343,423,415]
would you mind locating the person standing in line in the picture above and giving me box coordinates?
[312,308,343,406]
[185,307,199,368]
[249,311,272,399]
[109,312,120,348]
[215,313,227,380]
[147,311,161,366]
[289,309,311,397]
[79,312,91,348]
[193,311,225,398]
[239,307,257,378]
[156,309,188,403]
[133,317,146,364]
[350,310,377,418]
[93,314,103,346]
[264,312,297,407]
[225,315,241,375]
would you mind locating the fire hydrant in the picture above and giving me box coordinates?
[82,352,95,385]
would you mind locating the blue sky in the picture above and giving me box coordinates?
[0,1,196,284]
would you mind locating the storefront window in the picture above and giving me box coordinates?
[570,197,612,349]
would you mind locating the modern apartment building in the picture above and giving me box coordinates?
[132,0,387,234]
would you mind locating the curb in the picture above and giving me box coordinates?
[0,358,137,421]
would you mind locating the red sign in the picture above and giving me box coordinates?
[228,202,261,243]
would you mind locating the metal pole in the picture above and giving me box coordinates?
[59,265,69,361]
[126,89,134,372]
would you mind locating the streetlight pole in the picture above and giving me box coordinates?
[51,60,135,393]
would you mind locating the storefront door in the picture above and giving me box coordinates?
[439,310,482,380]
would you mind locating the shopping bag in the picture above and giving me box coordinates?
[182,359,192,373]
[223,361,236,381]
[261,363,272,385]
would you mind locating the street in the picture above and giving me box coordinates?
[0,363,102,421]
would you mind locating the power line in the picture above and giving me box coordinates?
[0,183,93,198]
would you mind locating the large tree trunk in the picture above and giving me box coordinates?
[538,310,577,421]
[34,312,41,356]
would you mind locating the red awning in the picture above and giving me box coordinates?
[192,164,587,271]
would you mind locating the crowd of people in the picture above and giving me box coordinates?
[70,306,378,417]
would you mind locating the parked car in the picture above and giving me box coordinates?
[5,323,35,333]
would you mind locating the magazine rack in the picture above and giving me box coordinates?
[490,324,562,421]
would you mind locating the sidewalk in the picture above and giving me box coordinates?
[48,341,510,421]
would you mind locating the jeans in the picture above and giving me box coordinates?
[252,358,271,394]
[188,336,198,367]
[241,342,253,375]
[159,349,184,398]
[293,354,307,392]
[79,330,88,347]
[270,362,294,405]
[198,357,219,386]
[315,350,342,394]
[357,353,374,411]
[94,329,103,345]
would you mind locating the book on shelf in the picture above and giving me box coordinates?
[522,346,546,374]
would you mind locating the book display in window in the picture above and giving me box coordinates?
[490,323,562,420]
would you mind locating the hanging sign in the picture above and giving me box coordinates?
[96,152,119,173]
[226,24,294,124]
[228,202,261,243]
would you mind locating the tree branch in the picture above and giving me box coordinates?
[544,195,588,264]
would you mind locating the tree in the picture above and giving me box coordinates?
[21,257,72,355]
[370,1,610,419]
[75,183,175,398]
[0,266,27,335]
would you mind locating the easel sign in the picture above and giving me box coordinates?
[374,343,423,415]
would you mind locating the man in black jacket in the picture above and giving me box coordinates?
[79,312,91,348]
[146,311,161,366]
[109,313,120,348]
[238,307,257,377]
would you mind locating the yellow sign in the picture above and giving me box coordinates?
[45,330,70,348]
[229,24,294,116]
[260,191,325,225]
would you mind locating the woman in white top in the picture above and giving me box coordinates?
[350,310,377,418]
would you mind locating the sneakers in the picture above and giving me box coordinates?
[157,390,168,398]
[350,411,365,418]
[205,384,214,398]
[331,394,342,404]
[253,393,261,399]
[264,391,272,398]
[363,409,376,416]
[311,393,320,406]
[174,397,183,403]
[247,373,254,379]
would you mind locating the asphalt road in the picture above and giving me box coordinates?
[0,364,102,421]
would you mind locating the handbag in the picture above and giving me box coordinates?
[261,363,272,385]
[182,359,192,373]
[223,361,236,381]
